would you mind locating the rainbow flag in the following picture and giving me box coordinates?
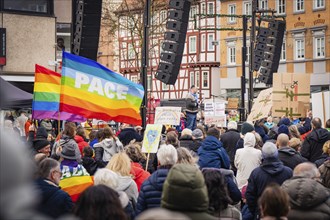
[60,52,144,125]
[32,65,85,122]
[60,163,94,202]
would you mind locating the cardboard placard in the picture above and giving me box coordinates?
[227,98,239,109]
[142,124,163,153]
[247,88,272,122]
[312,91,330,126]
[272,73,310,118]
[273,100,307,118]
[154,107,181,125]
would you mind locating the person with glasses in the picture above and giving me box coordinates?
[34,158,73,218]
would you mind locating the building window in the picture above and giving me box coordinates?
[228,46,236,65]
[277,0,286,14]
[202,71,209,88]
[195,72,200,88]
[208,34,215,51]
[314,36,325,58]
[201,3,206,14]
[295,39,305,60]
[147,75,152,91]
[2,0,53,15]
[131,75,138,83]
[246,45,250,63]
[160,10,167,24]
[228,5,236,23]
[314,0,325,9]
[162,83,169,90]
[259,0,268,10]
[295,0,304,12]
[208,2,214,14]
[243,1,252,15]
[280,41,286,61]
[128,43,135,59]
[190,72,195,87]
[190,6,197,19]
[201,34,206,52]
[189,36,197,53]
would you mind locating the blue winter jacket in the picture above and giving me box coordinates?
[198,136,230,169]
[246,157,293,218]
[136,167,170,215]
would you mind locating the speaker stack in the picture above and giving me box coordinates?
[72,0,102,61]
[155,0,191,85]
[253,20,286,85]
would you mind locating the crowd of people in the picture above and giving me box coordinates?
[1,108,330,220]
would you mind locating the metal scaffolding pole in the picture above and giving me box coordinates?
[240,15,247,121]
[249,0,257,113]
[140,0,150,128]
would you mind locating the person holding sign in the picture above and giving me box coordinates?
[185,85,199,130]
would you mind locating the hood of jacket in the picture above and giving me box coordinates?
[309,128,329,143]
[261,157,285,175]
[74,135,85,144]
[244,132,256,148]
[118,191,130,208]
[116,175,135,192]
[282,177,330,208]
[94,138,115,149]
[161,164,209,212]
[278,147,298,156]
[202,136,222,151]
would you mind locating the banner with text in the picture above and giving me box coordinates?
[204,101,227,127]
[154,106,181,125]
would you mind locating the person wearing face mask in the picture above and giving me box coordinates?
[34,158,73,218]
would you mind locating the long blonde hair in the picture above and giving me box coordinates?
[106,152,131,176]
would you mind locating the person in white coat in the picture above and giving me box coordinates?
[235,132,262,189]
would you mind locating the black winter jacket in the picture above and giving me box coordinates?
[82,156,98,175]
[136,166,171,214]
[278,147,307,170]
[35,179,73,218]
[301,128,330,162]
[220,129,240,163]
[246,158,292,217]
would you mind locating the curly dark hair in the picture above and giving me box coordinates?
[202,169,232,211]
[126,144,146,162]
[74,185,127,220]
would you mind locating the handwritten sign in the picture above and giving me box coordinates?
[142,124,163,153]
[247,88,273,122]
[227,98,239,109]
[154,107,181,125]
[204,101,227,127]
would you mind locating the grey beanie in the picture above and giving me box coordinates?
[192,129,203,139]
[60,141,77,160]
[262,142,278,159]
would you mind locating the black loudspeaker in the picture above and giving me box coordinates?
[155,0,191,85]
[72,0,102,61]
[256,20,286,85]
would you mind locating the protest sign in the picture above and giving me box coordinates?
[142,124,163,154]
[154,107,181,125]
